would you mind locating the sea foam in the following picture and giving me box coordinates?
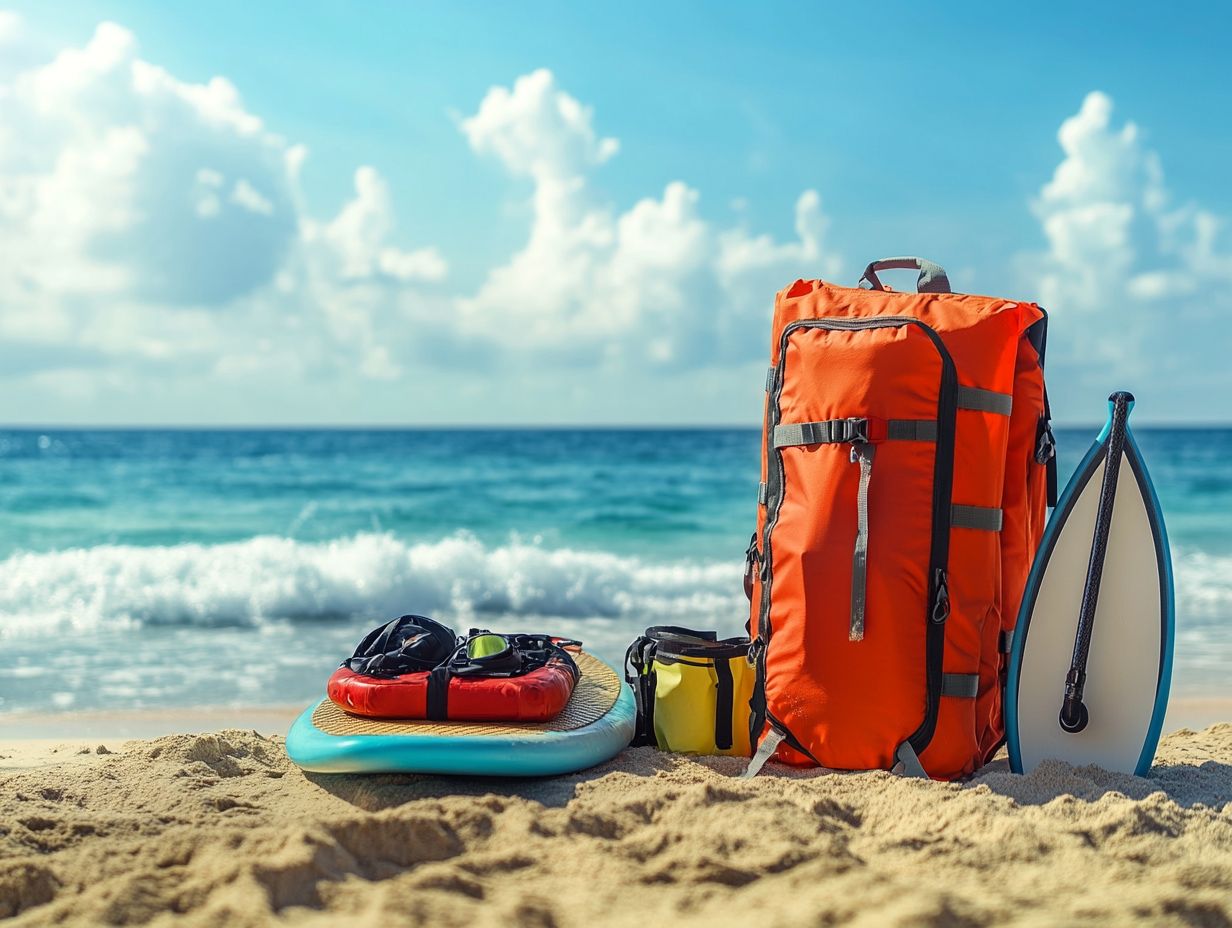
[0,532,743,637]
[0,533,1223,640]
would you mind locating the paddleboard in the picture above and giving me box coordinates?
[286,650,635,776]
[1006,392,1173,776]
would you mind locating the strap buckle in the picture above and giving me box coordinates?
[844,416,888,443]
[1035,419,1057,464]
[743,532,760,601]
[836,417,869,443]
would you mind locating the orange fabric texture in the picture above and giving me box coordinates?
[749,279,1049,780]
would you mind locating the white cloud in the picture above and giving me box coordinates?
[458,69,838,369]
[0,20,294,307]
[0,18,837,419]
[0,18,448,397]
[0,9,20,45]
[8,17,1229,426]
[460,68,618,184]
[1026,91,1232,419]
[231,178,274,216]
[302,166,445,284]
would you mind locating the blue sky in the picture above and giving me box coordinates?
[1,2,1229,425]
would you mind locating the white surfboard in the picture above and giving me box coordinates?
[1006,392,1174,776]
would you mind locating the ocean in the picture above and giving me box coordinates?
[1,427,1228,716]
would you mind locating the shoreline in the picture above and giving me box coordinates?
[0,705,302,742]
[3,695,1230,741]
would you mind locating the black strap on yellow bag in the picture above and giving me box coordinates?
[624,626,753,756]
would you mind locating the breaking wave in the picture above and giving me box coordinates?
[0,533,1223,641]
[0,532,743,637]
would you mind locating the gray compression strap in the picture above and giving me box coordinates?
[850,443,874,641]
[757,482,768,505]
[773,420,863,447]
[741,727,785,779]
[893,740,929,778]
[886,420,938,441]
[941,673,980,698]
[859,257,951,294]
[957,386,1013,416]
[774,419,936,447]
[951,505,1003,531]
[765,367,776,392]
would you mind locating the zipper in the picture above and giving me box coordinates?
[766,710,822,765]
[753,315,957,764]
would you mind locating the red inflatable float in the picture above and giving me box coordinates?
[327,615,581,722]
[328,658,579,722]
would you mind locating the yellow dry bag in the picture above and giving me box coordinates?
[624,626,753,756]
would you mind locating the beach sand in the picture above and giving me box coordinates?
[2,722,1231,927]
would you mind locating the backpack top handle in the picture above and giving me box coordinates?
[859,256,951,294]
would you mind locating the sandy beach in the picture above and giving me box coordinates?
[2,721,1230,927]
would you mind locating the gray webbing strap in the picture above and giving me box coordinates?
[849,443,874,641]
[957,386,1013,416]
[774,420,862,447]
[893,740,929,778]
[741,727,785,779]
[757,482,768,505]
[951,505,1003,531]
[771,387,1008,448]
[941,673,980,698]
[859,257,951,294]
[765,367,776,392]
[999,630,1013,654]
[886,420,937,441]
[774,419,936,448]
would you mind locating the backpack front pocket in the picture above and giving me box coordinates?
[755,317,956,771]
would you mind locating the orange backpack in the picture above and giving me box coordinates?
[744,257,1056,780]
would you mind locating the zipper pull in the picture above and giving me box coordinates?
[931,568,950,624]
[849,442,875,641]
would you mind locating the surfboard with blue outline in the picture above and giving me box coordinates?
[1006,392,1174,776]
[286,650,635,776]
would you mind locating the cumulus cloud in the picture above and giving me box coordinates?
[1026,91,1232,417]
[303,166,446,284]
[458,69,837,368]
[0,18,448,395]
[1,22,296,305]
[0,21,829,416]
[460,68,619,184]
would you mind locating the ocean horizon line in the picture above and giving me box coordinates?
[1,421,1231,432]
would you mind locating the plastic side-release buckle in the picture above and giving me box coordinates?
[742,532,760,601]
[840,417,869,443]
[1035,418,1057,464]
[837,416,887,443]
[831,417,887,444]
[862,416,888,443]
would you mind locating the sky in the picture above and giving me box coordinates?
[0,1,1229,426]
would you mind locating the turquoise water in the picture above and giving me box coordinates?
[0,428,1227,714]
